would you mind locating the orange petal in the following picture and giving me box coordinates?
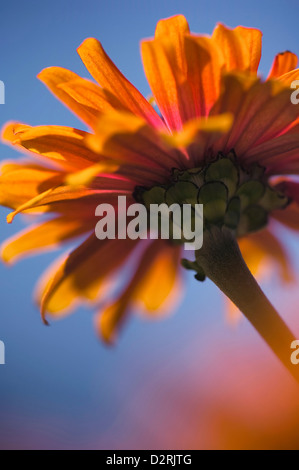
[65,162,119,187]
[37,236,137,321]
[235,83,299,154]
[6,184,131,224]
[277,68,299,85]
[212,24,262,73]
[141,16,196,130]
[184,35,225,116]
[1,216,92,264]
[38,67,100,128]
[225,299,242,325]
[142,20,261,127]
[268,51,298,79]
[58,78,127,116]
[243,126,299,169]
[154,14,190,41]
[211,73,299,156]
[2,122,104,170]
[0,161,64,210]
[95,297,130,345]
[160,113,233,149]
[96,241,181,343]
[77,38,164,129]
[87,110,182,172]
[209,72,259,153]
[239,229,294,283]
[133,244,181,312]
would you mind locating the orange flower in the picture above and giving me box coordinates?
[1,15,299,352]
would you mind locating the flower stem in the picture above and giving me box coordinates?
[196,226,299,383]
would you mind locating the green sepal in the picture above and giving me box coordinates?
[237,180,265,208]
[259,186,289,211]
[194,270,206,282]
[165,181,199,205]
[224,197,241,229]
[181,258,206,281]
[198,181,228,223]
[141,186,166,209]
[205,157,239,197]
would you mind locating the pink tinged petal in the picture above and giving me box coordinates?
[209,73,261,153]
[242,126,299,171]
[212,74,299,156]
[275,180,299,204]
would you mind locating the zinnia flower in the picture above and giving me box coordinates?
[1,15,299,379]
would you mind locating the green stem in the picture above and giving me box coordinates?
[196,226,299,384]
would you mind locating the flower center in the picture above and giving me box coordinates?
[136,151,288,238]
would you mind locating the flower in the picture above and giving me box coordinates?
[1,15,299,351]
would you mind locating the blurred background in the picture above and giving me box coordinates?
[0,0,299,450]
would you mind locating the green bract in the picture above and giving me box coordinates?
[135,152,289,279]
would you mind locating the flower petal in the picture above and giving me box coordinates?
[275,180,299,204]
[58,78,127,116]
[2,122,105,170]
[212,24,262,73]
[37,236,137,321]
[65,162,119,187]
[1,216,92,264]
[87,110,183,173]
[268,51,298,79]
[6,185,132,224]
[242,125,299,169]
[77,38,164,129]
[0,161,64,209]
[184,35,225,116]
[277,68,299,85]
[133,244,181,312]
[97,241,181,343]
[141,16,196,130]
[239,228,294,283]
[38,67,100,128]
[160,113,233,166]
[211,73,299,156]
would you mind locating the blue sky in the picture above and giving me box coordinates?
[0,0,298,449]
